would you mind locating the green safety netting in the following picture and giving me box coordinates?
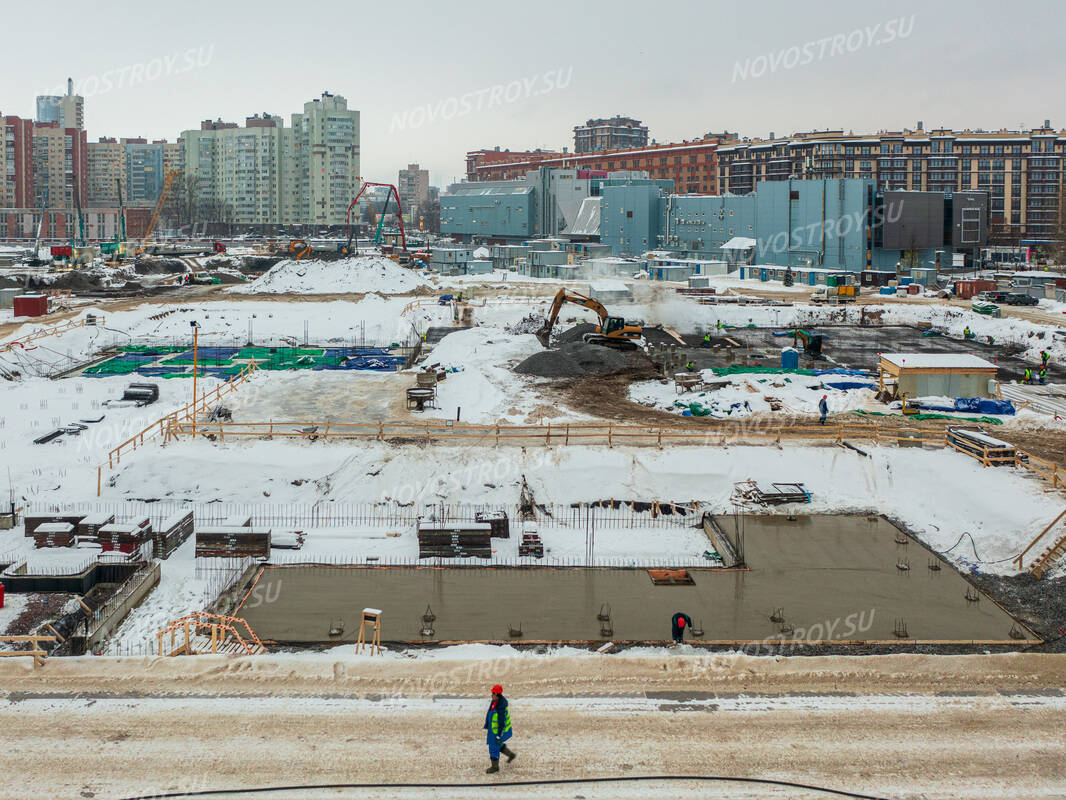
[850,410,1003,425]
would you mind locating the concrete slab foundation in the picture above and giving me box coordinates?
[236,515,1029,645]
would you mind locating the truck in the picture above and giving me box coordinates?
[1004,292,1039,306]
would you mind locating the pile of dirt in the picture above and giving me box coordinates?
[25,271,104,291]
[554,322,599,344]
[515,341,648,378]
[235,256,282,272]
[134,258,187,275]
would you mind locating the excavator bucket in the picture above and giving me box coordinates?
[535,325,552,347]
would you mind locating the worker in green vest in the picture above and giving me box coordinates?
[1024,368,1033,384]
[702,332,711,348]
[685,360,696,372]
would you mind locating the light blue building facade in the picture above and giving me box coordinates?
[603,178,987,272]
[441,168,670,244]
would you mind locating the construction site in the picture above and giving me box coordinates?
[2,184,1066,800]
[0,90,1066,797]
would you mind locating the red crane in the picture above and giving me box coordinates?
[344,182,406,254]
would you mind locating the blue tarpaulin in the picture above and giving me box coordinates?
[916,398,1016,415]
[812,368,870,377]
[954,397,1015,415]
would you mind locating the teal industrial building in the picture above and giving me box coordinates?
[442,169,988,273]
[601,178,989,271]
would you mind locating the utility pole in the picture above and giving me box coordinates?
[190,321,200,438]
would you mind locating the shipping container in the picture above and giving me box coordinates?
[13,295,48,317]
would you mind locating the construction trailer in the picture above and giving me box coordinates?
[878,353,999,399]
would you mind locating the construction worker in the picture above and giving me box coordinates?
[963,326,973,340]
[716,320,723,330]
[819,394,829,425]
[702,331,711,348]
[457,291,463,302]
[671,612,693,644]
[483,684,515,773]
[987,335,995,346]
[685,360,696,372]
[1039,367,1047,384]
[1024,368,1033,384]
[1041,350,1051,368]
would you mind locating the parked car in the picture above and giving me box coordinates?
[190,271,220,285]
[976,290,1011,303]
[1004,292,1039,306]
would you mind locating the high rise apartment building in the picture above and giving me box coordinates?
[1,114,35,208]
[36,79,84,130]
[398,163,430,215]
[181,92,359,225]
[31,122,88,210]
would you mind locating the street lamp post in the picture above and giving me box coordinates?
[190,321,199,438]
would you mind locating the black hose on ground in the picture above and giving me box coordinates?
[118,774,896,800]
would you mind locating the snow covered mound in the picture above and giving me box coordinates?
[230,255,430,295]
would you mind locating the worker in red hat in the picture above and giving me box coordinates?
[671,611,693,644]
[483,683,515,773]
[818,394,829,425]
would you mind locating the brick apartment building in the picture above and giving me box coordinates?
[469,136,732,195]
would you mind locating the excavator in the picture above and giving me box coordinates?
[535,289,643,350]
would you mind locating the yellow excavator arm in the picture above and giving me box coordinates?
[536,288,642,349]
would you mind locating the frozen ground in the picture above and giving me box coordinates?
[1,652,1064,800]
[630,371,878,418]
[0,594,29,635]
[417,326,583,424]
[8,438,1053,575]
[0,372,225,503]
[0,295,460,376]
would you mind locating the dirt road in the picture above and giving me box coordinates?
[2,652,1064,799]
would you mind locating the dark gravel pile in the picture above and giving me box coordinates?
[970,572,1066,651]
[515,341,641,378]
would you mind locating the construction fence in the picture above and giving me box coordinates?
[26,500,699,532]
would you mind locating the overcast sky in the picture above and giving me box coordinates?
[4,0,1062,189]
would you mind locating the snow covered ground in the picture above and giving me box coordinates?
[230,255,432,295]
[0,296,459,376]
[416,326,584,424]
[5,279,1066,655]
[4,435,1051,576]
[630,372,877,419]
[0,594,29,635]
